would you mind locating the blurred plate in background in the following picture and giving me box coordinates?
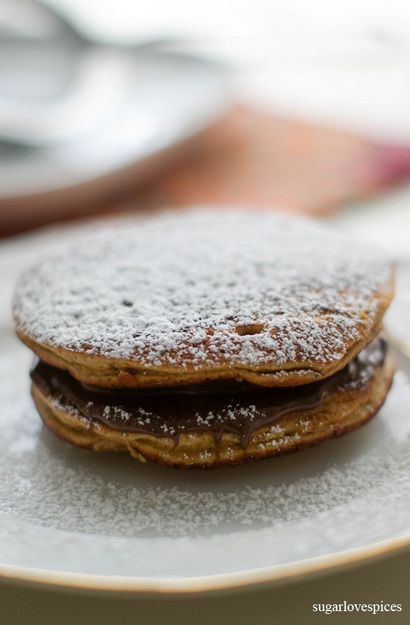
[0,49,230,224]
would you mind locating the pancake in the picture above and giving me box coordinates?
[14,210,394,389]
[31,337,394,468]
[15,210,396,468]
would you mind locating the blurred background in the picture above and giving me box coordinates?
[0,0,409,234]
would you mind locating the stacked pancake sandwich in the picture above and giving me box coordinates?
[13,210,395,468]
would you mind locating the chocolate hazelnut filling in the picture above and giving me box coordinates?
[31,338,387,447]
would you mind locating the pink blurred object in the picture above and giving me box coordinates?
[371,143,410,188]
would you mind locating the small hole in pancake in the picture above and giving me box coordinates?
[121,299,133,307]
[235,323,265,336]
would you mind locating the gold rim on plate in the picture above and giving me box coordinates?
[1,535,409,595]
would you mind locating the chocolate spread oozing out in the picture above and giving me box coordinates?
[31,338,387,446]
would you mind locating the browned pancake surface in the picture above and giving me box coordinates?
[14,211,394,389]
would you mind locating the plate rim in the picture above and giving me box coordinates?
[1,535,409,595]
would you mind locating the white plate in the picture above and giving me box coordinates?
[0,49,229,204]
[0,224,410,594]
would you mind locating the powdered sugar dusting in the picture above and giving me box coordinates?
[1,344,409,542]
[0,336,409,585]
[13,210,392,369]
[75,396,267,437]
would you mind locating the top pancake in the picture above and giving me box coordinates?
[13,209,394,389]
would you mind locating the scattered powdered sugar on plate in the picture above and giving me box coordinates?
[2,217,409,579]
[1,341,409,543]
[13,210,392,368]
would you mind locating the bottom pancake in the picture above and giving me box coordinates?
[30,338,394,469]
